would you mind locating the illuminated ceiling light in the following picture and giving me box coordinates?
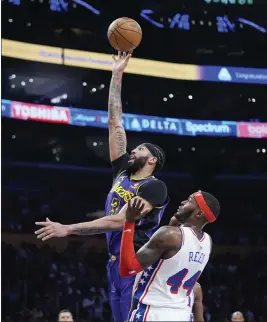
[188,95,193,100]
[256,149,260,153]
[21,81,26,86]
[11,84,15,88]
[178,148,182,152]
[83,82,87,86]
[163,97,167,102]
[248,98,251,102]
[8,18,13,23]
[200,20,204,25]
[29,78,33,83]
[26,22,31,27]
[12,135,16,139]
[100,84,105,89]
[93,142,98,146]
[51,98,61,104]
[9,74,16,80]
[169,93,174,98]
[62,93,68,99]
[262,149,266,153]
[92,88,97,92]
[252,98,256,103]
[192,20,195,24]
[208,21,212,26]
[191,147,196,151]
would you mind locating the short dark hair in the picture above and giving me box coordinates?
[202,191,220,219]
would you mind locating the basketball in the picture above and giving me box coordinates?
[107,17,142,52]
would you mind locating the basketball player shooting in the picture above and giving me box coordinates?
[119,191,220,321]
[35,52,169,322]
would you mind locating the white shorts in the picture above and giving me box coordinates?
[129,303,192,321]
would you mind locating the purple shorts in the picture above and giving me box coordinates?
[107,257,136,322]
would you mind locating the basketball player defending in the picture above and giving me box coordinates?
[119,191,220,321]
[35,52,169,322]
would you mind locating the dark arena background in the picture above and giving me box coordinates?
[1,0,267,321]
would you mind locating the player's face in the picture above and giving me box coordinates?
[128,145,153,171]
[175,195,197,223]
[58,312,73,321]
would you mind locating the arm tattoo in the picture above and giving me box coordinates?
[114,126,126,156]
[108,73,123,121]
[77,228,106,235]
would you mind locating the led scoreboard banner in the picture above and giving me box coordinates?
[204,0,254,4]
[2,99,267,139]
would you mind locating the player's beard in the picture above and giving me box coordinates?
[128,156,149,174]
[174,209,192,224]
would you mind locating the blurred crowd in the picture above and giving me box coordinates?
[2,241,110,322]
[2,241,267,322]
[2,167,267,322]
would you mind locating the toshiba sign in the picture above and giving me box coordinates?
[11,102,70,124]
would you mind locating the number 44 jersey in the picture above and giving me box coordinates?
[134,226,211,309]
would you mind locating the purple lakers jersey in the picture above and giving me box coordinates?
[105,170,168,257]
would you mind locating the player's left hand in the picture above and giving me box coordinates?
[126,197,150,223]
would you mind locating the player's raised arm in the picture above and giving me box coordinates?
[119,198,181,277]
[108,52,131,162]
[192,283,204,322]
[34,204,129,241]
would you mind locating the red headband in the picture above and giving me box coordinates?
[193,191,216,223]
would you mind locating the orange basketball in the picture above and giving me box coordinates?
[107,17,142,52]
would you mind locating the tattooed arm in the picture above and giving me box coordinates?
[108,52,131,161]
[35,204,128,241]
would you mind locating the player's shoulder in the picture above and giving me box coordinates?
[141,178,167,189]
[153,225,182,244]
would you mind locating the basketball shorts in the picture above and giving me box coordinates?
[129,303,192,321]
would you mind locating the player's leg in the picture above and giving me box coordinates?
[120,273,136,321]
[107,260,124,322]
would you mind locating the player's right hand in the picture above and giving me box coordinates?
[126,197,150,223]
[112,51,132,73]
[35,218,69,241]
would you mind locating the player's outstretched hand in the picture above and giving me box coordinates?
[112,51,132,74]
[126,197,150,223]
[35,218,69,241]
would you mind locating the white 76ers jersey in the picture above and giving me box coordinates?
[133,226,211,309]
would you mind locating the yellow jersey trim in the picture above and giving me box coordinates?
[130,175,155,181]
